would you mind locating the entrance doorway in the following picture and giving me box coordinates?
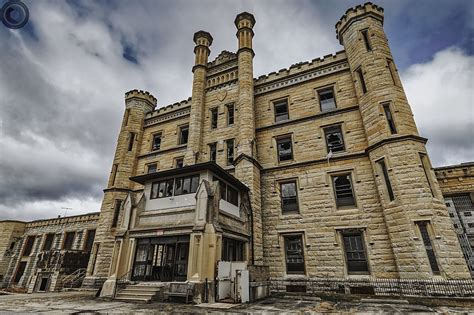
[132,235,189,282]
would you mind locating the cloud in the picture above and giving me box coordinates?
[401,47,474,167]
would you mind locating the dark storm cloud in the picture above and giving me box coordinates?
[0,0,472,220]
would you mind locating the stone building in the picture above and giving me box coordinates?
[81,2,471,301]
[435,162,474,276]
[0,213,98,292]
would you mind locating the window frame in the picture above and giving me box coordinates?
[280,180,300,214]
[361,29,372,51]
[324,125,345,154]
[283,234,306,275]
[382,103,397,134]
[111,199,122,228]
[276,135,294,162]
[178,125,189,145]
[150,174,200,199]
[213,176,239,207]
[317,87,337,112]
[42,233,55,251]
[147,163,157,174]
[174,157,184,168]
[151,133,162,151]
[210,107,218,129]
[62,231,76,250]
[226,103,235,126]
[209,142,217,162]
[273,98,290,123]
[332,173,357,208]
[355,67,367,94]
[415,221,441,275]
[377,158,395,201]
[22,236,35,257]
[341,230,370,275]
[83,229,96,252]
[226,139,235,166]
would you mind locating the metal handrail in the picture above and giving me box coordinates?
[62,268,86,289]
[113,269,133,298]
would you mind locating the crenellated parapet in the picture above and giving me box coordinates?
[144,97,192,127]
[335,2,384,44]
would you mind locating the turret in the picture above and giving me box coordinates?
[184,31,213,165]
[336,3,470,279]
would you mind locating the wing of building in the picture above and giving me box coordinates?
[1,2,472,302]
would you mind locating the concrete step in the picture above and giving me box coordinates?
[122,286,162,292]
[360,298,409,304]
[114,295,151,303]
[116,292,156,299]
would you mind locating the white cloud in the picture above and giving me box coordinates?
[401,47,474,166]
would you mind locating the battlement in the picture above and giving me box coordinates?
[335,2,384,44]
[125,89,157,106]
[254,50,347,86]
[24,212,100,228]
[146,97,192,119]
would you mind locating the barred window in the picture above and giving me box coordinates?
[280,181,299,213]
[332,174,356,207]
[284,235,305,274]
[343,232,369,274]
[416,221,440,274]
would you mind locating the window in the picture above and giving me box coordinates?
[209,143,217,162]
[214,177,239,206]
[280,181,299,213]
[361,29,372,51]
[42,234,54,251]
[356,68,367,94]
[123,109,130,126]
[179,125,189,145]
[111,200,122,228]
[284,235,305,274]
[226,139,234,165]
[464,212,472,217]
[211,108,218,129]
[222,238,244,261]
[128,132,135,151]
[151,175,200,199]
[469,223,474,228]
[110,164,118,186]
[22,236,35,256]
[318,88,336,111]
[378,159,395,201]
[227,103,235,126]
[416,221,440,274]
[274,99,289,122]
[175,157,184,168]
[277,136,293,162]
[9,242,15,250]
[419,153,434,197]
[383,103,397,134]
[152,133,162,151]
[454,224,459,229]
[342,232,369,274]
[63,232,75,250]
[13,261,27,284]
[449,213,455,217]
[147,163,157,174]
[84,230,96,252]
[387,59,398,86]
[332,174,356,207]
[324,125,345,153]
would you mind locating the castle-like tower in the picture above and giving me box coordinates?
[83,2,471,300]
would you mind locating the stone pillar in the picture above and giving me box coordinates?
[336,3,470,279]
[84,90,156,286]
[184,31,213,165]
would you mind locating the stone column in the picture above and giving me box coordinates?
[336,3,470,279]
[184,31,213,165]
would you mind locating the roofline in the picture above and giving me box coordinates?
[0,219,26,224]
[434,162,474,171]
[26,211,100,224]
[130,161,249,192]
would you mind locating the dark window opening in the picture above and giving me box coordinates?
[214,177,239,206]
[22,236,35,256]
[222,238,244,261]
[151,175,200,199]
[318,88,337,111]
[416,221,440,274]
[42,234,54,251]
[226,139,234,165]
[343,232,369,274]
[63,232,75,250]
[111,200,122,228]
[128,132,135,151]
[175,158,184,168]
[464,212,472,217]
[111,164,118,186]
[277,136,293,162]
[454,224,459,228]
[324,125,345,153]
[152,134,162,151]
[124,109,130,126]
[449,213,455,217]
[227,104,235,125]
[356,68,367,94]
[333,174,356,207]
[387,59,398,86]
[274,99,289,122]
[378,159,395,201]
[361,29,372,51]
[383,103,397,134]
[9,242,15,250]
[147,163,157,174]
[211,108,218,129]
[13,261,27,283]
[280,181,299,213]
[84,230,96,252]
[179,125,189,145]
[284,235,305,274]
[209,143,217,162]
[469,223,474,228]
[419,153,434,197]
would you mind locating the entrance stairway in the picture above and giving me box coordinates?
[115,283,165,303]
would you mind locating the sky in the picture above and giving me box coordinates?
[0,0,473,221]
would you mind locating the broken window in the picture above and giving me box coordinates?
[214,177,239,206]
[151,175,200,198]
[277,136,293,162]
[13,262,27,283]
[274,99,289,122]
[211,108,218,129]
[22,236,35,256]
[332,174,356,207]
[343,231,369,274]
[318,88,337,111]
[178,125,189,145]
[152,133,162,151]
[284,235,305,274]
[280,181,299,214]
[42,234,54,251]
[324,125,345,153]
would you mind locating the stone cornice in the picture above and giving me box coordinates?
[137,144,187,160]
[365,135,428,154]
[103,187,132,193]
[233,153,263,170]
[237,47,255,57]
[144,107,190,128]
[25,212,100,228]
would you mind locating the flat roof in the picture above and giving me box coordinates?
[434,161,474,171]
[130,161,249,192]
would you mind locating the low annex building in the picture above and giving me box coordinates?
[1,2,472,301]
